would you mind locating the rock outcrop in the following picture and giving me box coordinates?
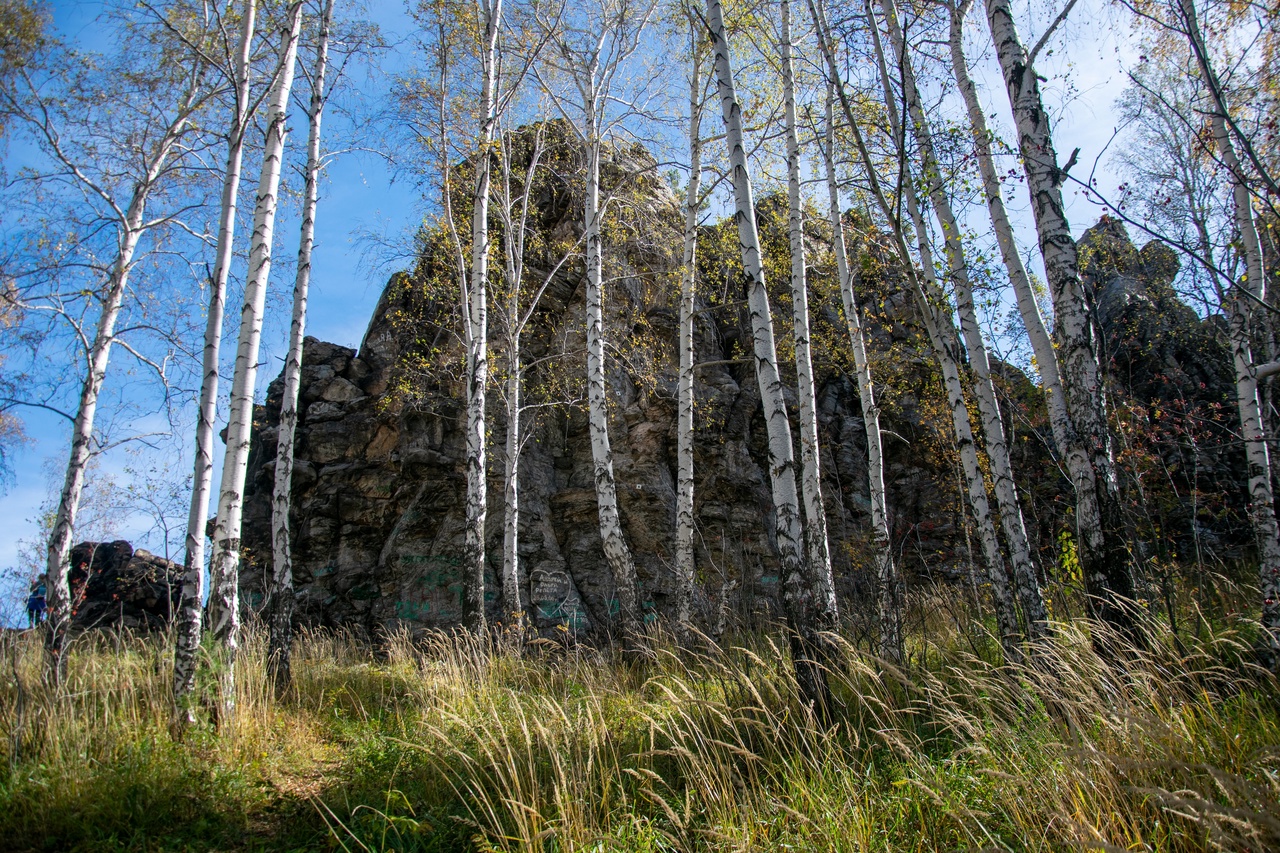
[68,540,181,631]
[236,124,976,639]
[1080,216,1245,559]
[233,134,1240,640]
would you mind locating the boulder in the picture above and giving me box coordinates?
[68,540,182,631]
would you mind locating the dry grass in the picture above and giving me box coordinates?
[0,611,1277,852]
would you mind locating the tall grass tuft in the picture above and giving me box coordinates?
[1,612,1277,851]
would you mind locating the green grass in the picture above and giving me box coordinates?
[1,613,1277,852]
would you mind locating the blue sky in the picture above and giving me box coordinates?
[0,0,1138,619]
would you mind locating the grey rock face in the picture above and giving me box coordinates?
[1079,216,1245,558]
[235,129,1007,639]
[68,540,182,631]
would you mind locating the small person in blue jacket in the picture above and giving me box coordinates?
[26,580,46,628]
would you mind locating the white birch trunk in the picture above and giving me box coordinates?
[497,129,558,635]
[44,76,201,682]
[1179,0,1280,666]
[675,15,702,639]
[269,0,333,695]
[808,0,913,656]
[707,0,830,712]
[501,350,523,627]
[1225,288,1280,668]
[462,0,502,632]
[822,89,900,662]
[584,135,642,640]
[207,1,303,721]
[864,2,1021,657]
[499,142,525,632]
[984,0,1138,639]
[908,198,1023,659]
[879,0,1047,641]
[45,222,144,683]
[947,1,1065,449]
[173,0,257,717]
[952,0,1101,643]
[781,0,838,627]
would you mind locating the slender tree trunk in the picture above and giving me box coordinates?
[44,74,201,683]
[499,147,525,634]
[808,0,912,656]
[584,135,642,641]
[947,0,1065,453]
[864,0,1022,659]
[781,0,838,629]
[498,128,556,636]
[675,15,703,641]
[173,0,258,722]
[706,0,830,714]
[207,1,303,723]
[821,89,899,662]
[1179,0,1280,667]
[269,0,333,696]
[907,198,1023,660]
[984,0,1138,641]
[1226,290,1280,670]
[879,0,1047,642]
[45,222,143,683]
[501,349,524,627]
[462,0,502,633]
[949,0,1098,621]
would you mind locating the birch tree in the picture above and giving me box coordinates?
[1175,0,1280,668]
[811,0,1018,658]
[0,9,220,682]
[207,0,303,719]
[173,0,258,723]
[531,0,661,643]
[706,0,831,712]
[457,0,502,632]
[945,0,1083,557]
[876,0,1048,640]
[491,122,582,632]
[818,86,898,662]
[983,0,1140,640]
[779,0,837,626]
[402,0,544,632]
[269,0,335,695]
[675,5,706,639]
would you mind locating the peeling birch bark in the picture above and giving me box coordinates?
[781,0,838,629]
[269,0,333,696]
[879,0,1047,643]
[173,0,258,722]
[207,1,303,723]
[707,0,830,714]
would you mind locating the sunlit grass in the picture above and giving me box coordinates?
[0,603,1277,851]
